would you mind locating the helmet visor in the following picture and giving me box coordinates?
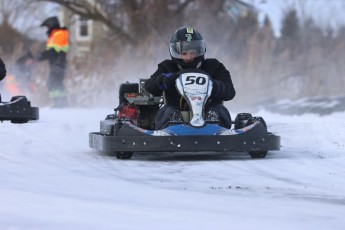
[169,40,205,59]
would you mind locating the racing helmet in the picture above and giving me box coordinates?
[169,26,206,68]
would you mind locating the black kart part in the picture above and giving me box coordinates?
[119,82,139,105]
[90,119,280,154]
[0,96,39,123]
[116,151,134,159]
[89,74,280,160]
[249,151,268,159]
[234,113,253,129]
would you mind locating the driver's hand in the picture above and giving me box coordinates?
[156,73,177,90]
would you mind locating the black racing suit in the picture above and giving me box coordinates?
[0,58,6,102]
[145,59,236,129]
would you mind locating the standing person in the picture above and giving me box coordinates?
[37,16,69,107]
[145,26,236,130]
[0,58,7,102]
[0,58,5,81]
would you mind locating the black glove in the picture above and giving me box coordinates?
[156,73,177,91]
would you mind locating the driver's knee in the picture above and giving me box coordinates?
[206,104,231,129]
[155,106,181,130]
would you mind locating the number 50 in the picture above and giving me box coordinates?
[185,76,206,85]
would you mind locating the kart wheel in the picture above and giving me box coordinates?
[10,96,29,106]
[11,118,29,124]
[234,113,253,129]
[116,151,134,160]
[249,151,267,159]
[252,116,267,129]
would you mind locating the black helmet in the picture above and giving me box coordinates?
[169,26,206,68]
[41,16,61,36]
[41,16,60,29]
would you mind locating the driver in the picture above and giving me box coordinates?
[145,26,236,129]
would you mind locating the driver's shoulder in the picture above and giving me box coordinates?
[158,59,178,71]
[201,58,223,72]
[203,58,221,66]
[159,59,175,66]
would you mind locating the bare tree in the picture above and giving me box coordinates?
[0,0,50,54]
[35,0,195,44]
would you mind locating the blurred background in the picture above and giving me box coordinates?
[0,0,344,113]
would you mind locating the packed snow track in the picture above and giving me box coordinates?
[0,108,344,230]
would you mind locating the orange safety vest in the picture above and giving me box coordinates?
[46,29,69,53]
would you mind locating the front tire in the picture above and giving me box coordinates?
[11,118,29,124]
[234,113,253,129]
[116,151,134,160]
[249,151,267,159]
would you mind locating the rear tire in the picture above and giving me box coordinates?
[251,116,267,130]
[116,151,134,160]
[9,96,30,123]
[249,151,267,159]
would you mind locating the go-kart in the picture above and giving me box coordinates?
[0,95,39,123]
[89,70,280,159]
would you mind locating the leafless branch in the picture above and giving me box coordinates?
[36,0,133,42]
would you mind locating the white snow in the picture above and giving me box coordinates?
[1,107,345,230]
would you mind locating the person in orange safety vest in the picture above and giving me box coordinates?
[37,16,69,107]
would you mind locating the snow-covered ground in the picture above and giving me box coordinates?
[1,107,345,230]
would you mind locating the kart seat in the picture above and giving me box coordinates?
[119,82,139,104]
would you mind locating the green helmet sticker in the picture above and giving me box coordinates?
[186,28,194,33]
[185,34,192,42]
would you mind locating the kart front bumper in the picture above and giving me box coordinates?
[89,130,280,153]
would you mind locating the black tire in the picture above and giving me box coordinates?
[234,113,253,129]
[10,96,29,106]
[116,151,134,160]
[11,118,29,124]
[251,116,267,129]
[249,151,268,159]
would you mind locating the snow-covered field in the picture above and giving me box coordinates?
[1,108,345,230]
